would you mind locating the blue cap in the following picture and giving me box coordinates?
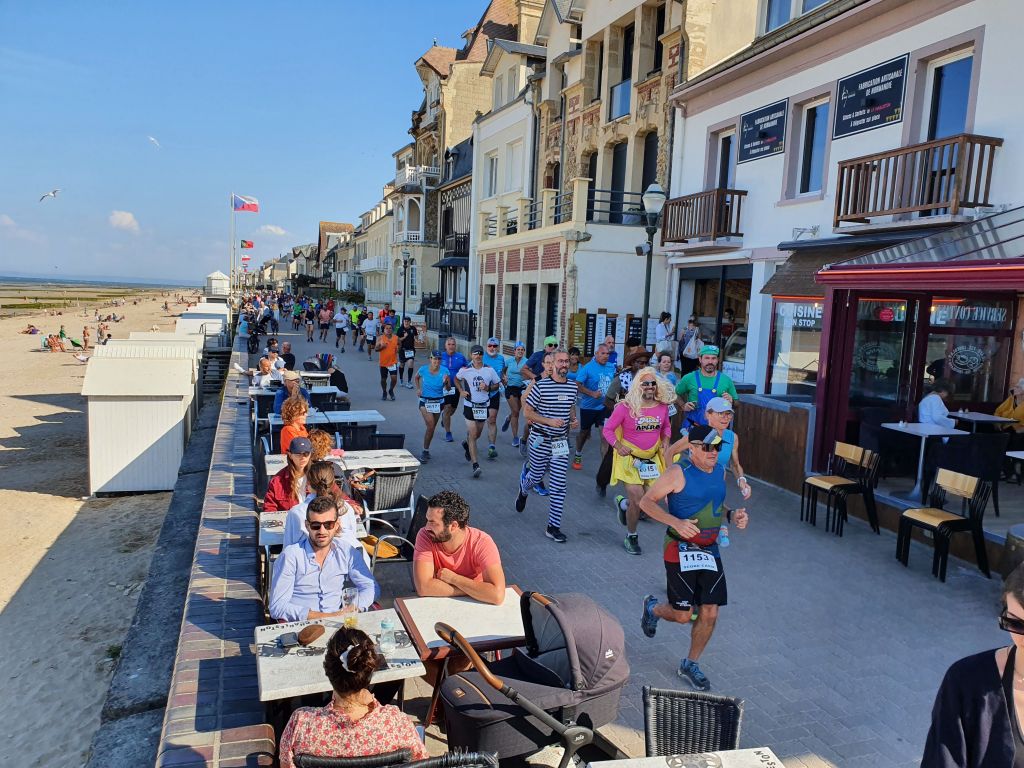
[514,340,526,349]
[487,337,500,346]
[288,437,312,454]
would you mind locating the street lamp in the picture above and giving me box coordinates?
[639,182,667,350]
[401,249,410,322]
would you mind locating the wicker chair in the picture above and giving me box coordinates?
[338,424,378,450]
[360,468,418,527]
[294,749,411,767]
[642,686,743,757]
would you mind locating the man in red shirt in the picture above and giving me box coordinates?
[413,490,505,605]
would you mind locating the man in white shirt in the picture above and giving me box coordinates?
[361,314,380,361]
[333,307,349,352]
[266,347,285,371]
[918,380,955,428]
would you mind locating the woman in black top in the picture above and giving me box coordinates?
[924,563,1024,767]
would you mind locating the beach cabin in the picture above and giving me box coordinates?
[93,338,201,421]
[81,356,193,495]
[205,270,229,299]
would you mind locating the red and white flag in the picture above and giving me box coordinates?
[231,194,259,213]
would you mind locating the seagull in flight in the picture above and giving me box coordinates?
[147,135,161,149]
[39,189,60,202]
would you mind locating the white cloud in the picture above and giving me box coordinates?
[0,213,44,243]
[109,210,140,233]
[258,224,287,236]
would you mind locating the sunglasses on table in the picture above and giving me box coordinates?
[307,520,338,531]
[1000,612,1024,635]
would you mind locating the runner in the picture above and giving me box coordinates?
[318,304,332,342]
[397,317,418,389]
[638,424,749,691]
[519,351,553,496]
[676,345,738,427]
[572,343,617,471]
[604,366,674,555]
[501,341,528,448]
[332,305,349,351]
[515,348,579,542]
[414,350,451,463]
[439,336,468,444]
[291,303,302,330]
[375,323,400,401]
[349,306,361,347]
[456,345,501,478]
[304,305,316,342]
[521,335,559,381]
[361,311,380,360]
[481,337,506,460]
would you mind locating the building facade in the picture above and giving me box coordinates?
[355,189,395,304]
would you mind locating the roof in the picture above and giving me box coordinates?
[482,39,547,75]
[419,45,458,76]
[128,332,203,351]
[206,271,228,280]
[551,0,578,24]
[433,256,470,269]
[442,136,474,184]
[461,0,519,63]
[82,357,194,398]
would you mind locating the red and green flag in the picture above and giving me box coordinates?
[240,240,254,249]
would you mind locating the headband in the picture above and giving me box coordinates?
[339,644,357,673]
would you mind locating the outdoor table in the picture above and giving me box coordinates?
[248,385,340,398]
[299,371,331,385]
[254,609,425,702]
[882,422,968,502]
[268,409,385,430]
[265,448,418,478]
[952,410,1015,433]
[588,747,782,767]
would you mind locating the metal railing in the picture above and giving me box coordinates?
[392,230,423,244]
[609,79,632,121]
[356,256,389,273]
[834,133,1003,227]
[425,307,477,339]
[587,188,646,225]
[443,233,470,257]
[554,191,574,224]
[525,199,543,231]
[662,188,748,243]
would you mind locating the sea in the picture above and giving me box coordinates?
[0,275,198,290]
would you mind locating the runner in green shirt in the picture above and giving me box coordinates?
[674,345,737,427]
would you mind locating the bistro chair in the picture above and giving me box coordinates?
[293,749,412,768]
[801,442,864,527]
[642,686,743,757]
[896,468,992,582]
[364,496,429,583]
[302,360,322,372]
[359,468,418,528]
[310,390,338,411]
[338,424,378,451]
[826,449,882,537]
[371,433,406,450]
[933,431,1010,517]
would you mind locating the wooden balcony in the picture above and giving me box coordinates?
[425,306,476,340]
[661,188,747,249]
[443,233,470,258]
[834,133,1003,230]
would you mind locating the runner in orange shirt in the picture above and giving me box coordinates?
[375,323,401,401]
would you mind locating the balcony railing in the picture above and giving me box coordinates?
[608,79,631,121]
[392,230,423,244]
[834,133,1003,228]
[587,188,646,225]
[356,256,389,273]
[394,165,441,188]
[425,306,477,340]
[443,233,470,258]
[662,188,748,243]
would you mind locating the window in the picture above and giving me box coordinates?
[507,66,518,103]
[506,141,523,193]
[595,41,604,99]
[798,100,829,194]
[652,4,666,74]
[494,75,504,109]
[408,258,418,296]
[485,153,499,197]
[769,300,824,395]
[925,53,973,140]
[715,131,736,189]
[764,0,830,33]
[508,284,520,340]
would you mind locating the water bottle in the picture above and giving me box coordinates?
[718,524,730,548]
[379,618,396,654]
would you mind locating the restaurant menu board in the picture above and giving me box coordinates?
[570,311,588,354]
[738,99,788,163]
[584,314,597,355]
[628,316,643,342]
[833,54,909,139]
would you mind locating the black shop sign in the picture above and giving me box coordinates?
[737,99,788,164]
[833,54,909,139]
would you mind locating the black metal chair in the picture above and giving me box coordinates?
[932,431,1010,517]
[642,685,743,757]
[338,424,378,450]
[828,449,882,536]
[310,391,338,411]
[801,442,863,527]
[365,495,430,583]
[293,749,411,768]
[371,433,406,450]
[302,360,322,371]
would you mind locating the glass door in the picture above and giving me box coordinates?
[848,297,919,411]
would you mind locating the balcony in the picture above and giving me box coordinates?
[661,188,747,255]
[356,256,389,273]
[392,230,423,244]
[834,133,1003,232]
[608,79,631,121]
[444,233,470,258]
[425,306,477,340]
[394,165,441,188]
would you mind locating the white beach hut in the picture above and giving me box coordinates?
[81,356,193,495]
[93,339,201,423]
[205,270,229,298]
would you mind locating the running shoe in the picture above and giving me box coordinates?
[545,525,567,543]
[487,445,497,460]
[472,463,482,478]
[623,534,642,556]
[381,393,387,401]
[462,440,471,462]
[641,594,659,638]
[678,659,711,692]
[533,482,549,496]
[596,485,607,498]
[515,490,528,513]
[511,436,521,448]
[519,463,529,490]
[614,495,627,527]
[501,415,511,433]
[572,453,583,470]
[519,439,528,458]
[445,431,454,443]
[420,450,430,464]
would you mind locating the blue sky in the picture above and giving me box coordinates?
[0,1,484,284]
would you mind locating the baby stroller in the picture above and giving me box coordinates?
[436,592,630,768]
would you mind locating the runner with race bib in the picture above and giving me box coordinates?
[414,350,451,464]
[637,423,749,692]
[456,345,500,478]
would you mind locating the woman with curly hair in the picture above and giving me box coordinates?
[279,395,309,456]
[278,627,428,766]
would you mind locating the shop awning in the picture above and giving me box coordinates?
[432,256,469,269]
[817,206,1024,290]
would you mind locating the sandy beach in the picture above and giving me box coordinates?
[0,288,191,766]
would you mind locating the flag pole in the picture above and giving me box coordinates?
[230,193,236,295]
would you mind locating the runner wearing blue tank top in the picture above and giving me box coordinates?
[636,424,750,692]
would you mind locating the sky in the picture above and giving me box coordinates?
[0,1,485,284]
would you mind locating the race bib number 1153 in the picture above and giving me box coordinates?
[678,548,717,573]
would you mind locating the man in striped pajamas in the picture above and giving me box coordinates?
[515,348,579,543]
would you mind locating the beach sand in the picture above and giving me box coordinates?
[0,290,193,766]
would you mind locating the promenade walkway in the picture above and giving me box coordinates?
[272,322,1004,767]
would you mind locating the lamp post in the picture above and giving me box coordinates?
[401,249,410,323]
[639,182,667,350]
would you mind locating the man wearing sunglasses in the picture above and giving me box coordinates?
[521,335,559,382]
[269,496,379,622]
[637,423,749,692]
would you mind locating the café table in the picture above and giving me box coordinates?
[267,409,385,430]
[299,370,331,385]
[588,747,782,767]
[265,448,419,478]
[254,609,425,702]
[248,385,341,398]
[882,422,968,502]
[952,410,1016,433]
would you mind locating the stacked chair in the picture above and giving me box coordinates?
[801,442,881,535]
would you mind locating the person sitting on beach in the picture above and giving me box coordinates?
[273,370,311,415]
[269,495,379,622]
[283,461,361,550]
[103,334,112,345]
[20,324,39,334]
[264,437,313,512]
[47,334,67,352]
[277,625,429,767]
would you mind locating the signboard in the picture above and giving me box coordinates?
[738,99,788,163]
[595,313,607,353]
[570,311,588,353]
[584,314,597,356]
[833,54,909,139]
[628,316,642,342]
